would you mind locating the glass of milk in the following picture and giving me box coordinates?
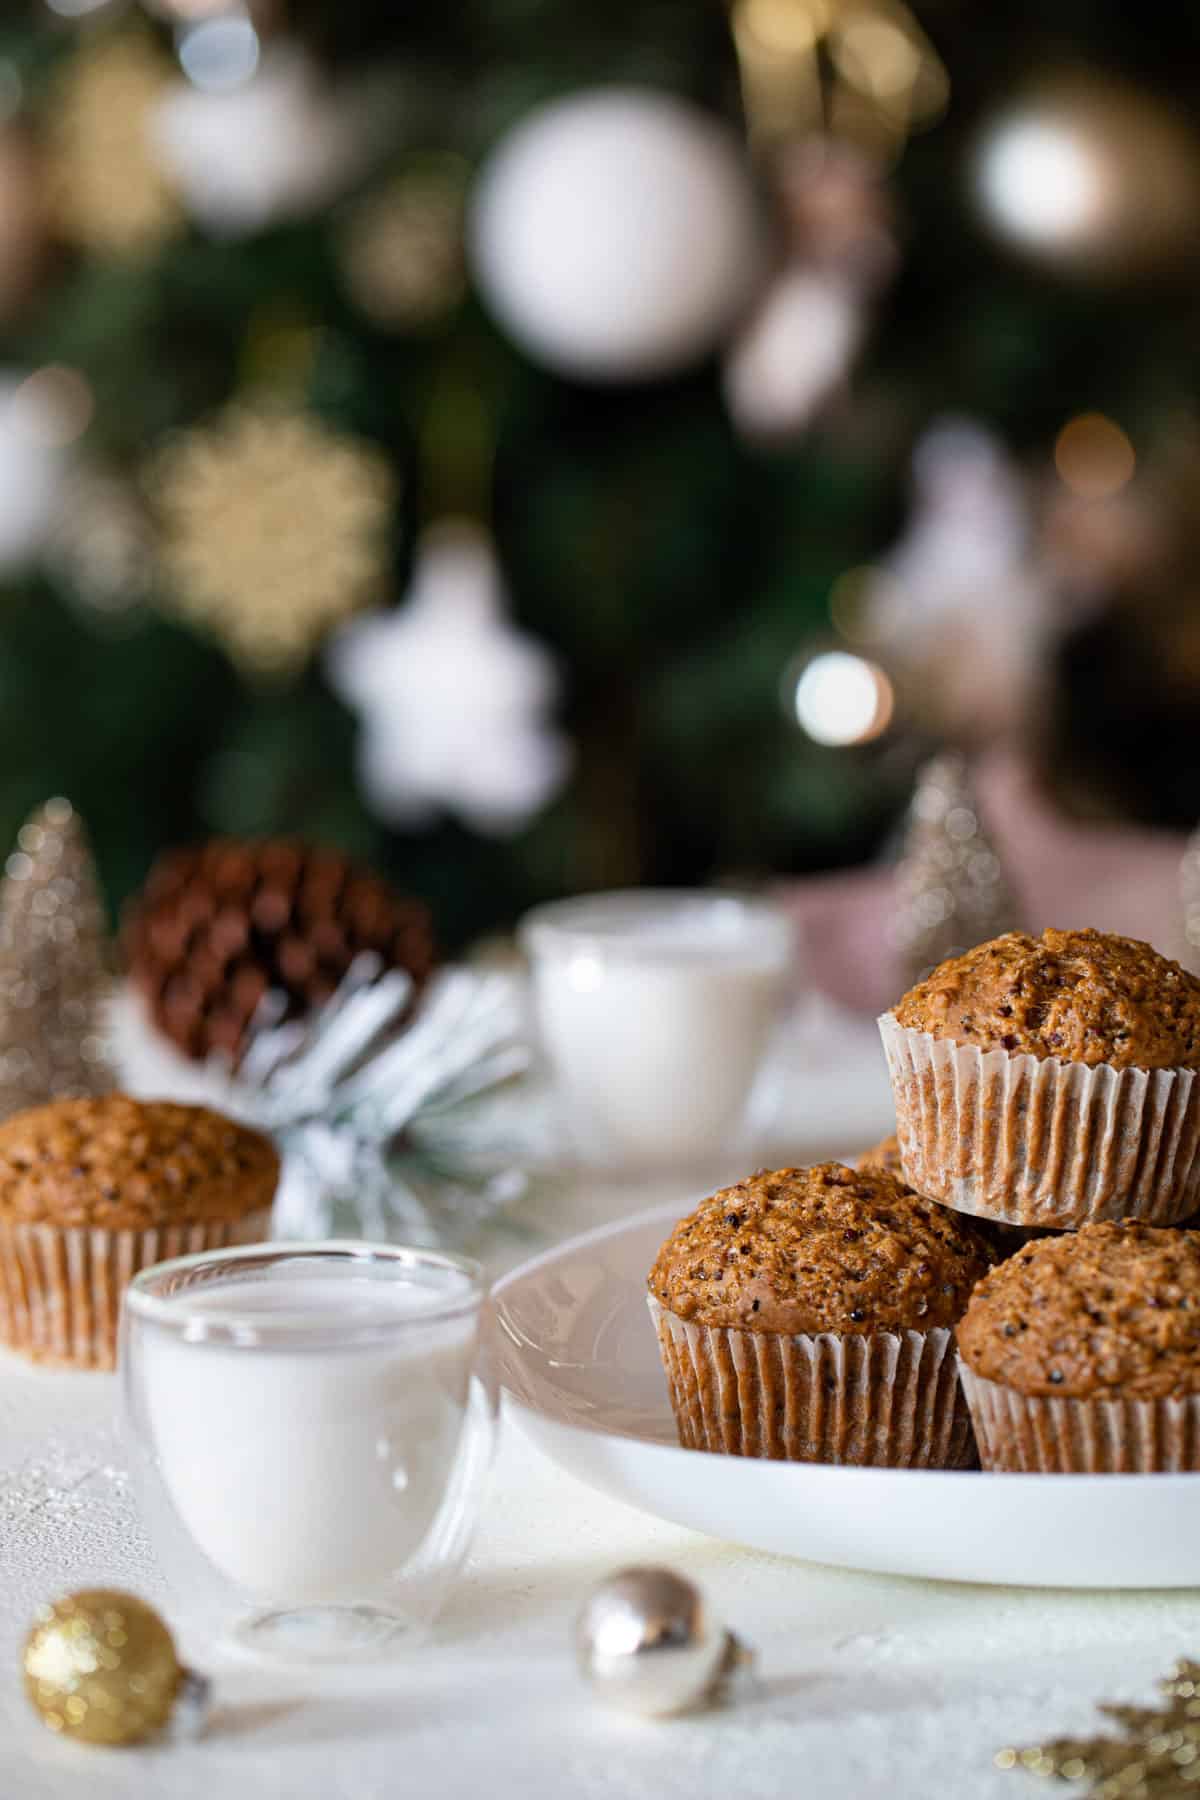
[121,1241,496,1664]
[521,889,793,1171]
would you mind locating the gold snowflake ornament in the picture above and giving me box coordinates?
[148,404,397,675]
[44,33,182,258]
[999,1659,1200,1798]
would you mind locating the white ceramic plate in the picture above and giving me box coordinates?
[492,1203,1200,1588]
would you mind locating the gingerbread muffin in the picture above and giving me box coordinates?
[856,1134,902,1176]
[856,1133,1050,1258]
[647,1162,992,1467]
[879,929,1200,1229]
[957,1223,1200,1471]
[0,1095,278,1369]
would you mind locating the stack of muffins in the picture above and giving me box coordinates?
[648,927,1200,1474]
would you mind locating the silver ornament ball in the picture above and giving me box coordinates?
[574,1566,749,1717]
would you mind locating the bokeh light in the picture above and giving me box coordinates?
[44,0,112,15]
[11,367,94,448]
[737,0,830,57]
[976,115,1108,252]
[792,650,894,745]
[177,16,261,92]
[1054,412,1136,500]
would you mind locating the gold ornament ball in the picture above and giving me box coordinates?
[23,1589,183,1747]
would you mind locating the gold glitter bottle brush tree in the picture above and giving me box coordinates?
[0,797,116,1121]
[183,954,545,1246]
[891,751,1021,989]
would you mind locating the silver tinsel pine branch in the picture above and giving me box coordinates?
[198,954,537,1244]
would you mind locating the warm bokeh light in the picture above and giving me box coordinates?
[1054,412,1136,501]
[737,0,831,58]
[831,15,924,104]
[792,650,894,745]
[976,116,1108,251]
[11,367,94,448]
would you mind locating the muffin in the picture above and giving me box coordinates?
[857,1133,1051,1258]
[647,1162,992,1466]
[957,1223,1200,1471]
[856,1134,902,1175]
[879,928,1200,1229]
[0,1095,278,1369]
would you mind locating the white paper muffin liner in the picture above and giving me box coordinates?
[0,1209,273,1370]
[878,1013,1200,1230]
[959,1363,1200,1472]
[648,1296,974,1467]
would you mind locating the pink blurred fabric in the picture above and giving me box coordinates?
[775,750,1192,1016]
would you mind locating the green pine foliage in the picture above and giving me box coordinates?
[0,1,1194,945]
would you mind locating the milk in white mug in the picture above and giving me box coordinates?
[522,891,792,1168]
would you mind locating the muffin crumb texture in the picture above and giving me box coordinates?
[957,1222,1200,1399]
[893,928,1200,1070]
[0,1094,279,1229]
[856,1134,901,1175]
[648,1162,991,1335]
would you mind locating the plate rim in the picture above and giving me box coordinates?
[492,1200,1200,1492]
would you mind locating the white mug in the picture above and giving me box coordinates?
[521,889,793,1172]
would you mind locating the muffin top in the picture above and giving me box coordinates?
[892,928,1200,1070]
[648,1162,992,1335]
[0,1095,279,1229]
[856,1134,901,1176]
[957,1222,1200,1399]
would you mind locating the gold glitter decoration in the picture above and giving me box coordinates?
[892,751,1020,986]
[43,34,181,259]
[0,797,115,1121]
[23,1590,184,1746]
[148,404,397,674]
[999,1658,1200,1797]
[1181,826,1200,975]
[340,157,468,330]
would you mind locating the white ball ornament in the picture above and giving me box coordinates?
[469,88,764,382]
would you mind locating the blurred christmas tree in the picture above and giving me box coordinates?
[0,0,1198,947]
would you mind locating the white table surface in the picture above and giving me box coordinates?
[5,1013,1200,1799]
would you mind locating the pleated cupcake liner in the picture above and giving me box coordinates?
[0,1209,274,1371]
[959,1363,1200,1472]
[648,1296,975,1467]
[878,1014,1200,1230]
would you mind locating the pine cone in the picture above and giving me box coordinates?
[124,838,436,1063]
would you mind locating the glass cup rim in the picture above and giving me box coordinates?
[519,887,792,964]
[123,1239,487,1348]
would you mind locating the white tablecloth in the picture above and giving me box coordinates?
[4,1022,1200,1799]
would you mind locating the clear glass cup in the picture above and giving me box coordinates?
[120,1241,497,1665]
[520,889,793,1172]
